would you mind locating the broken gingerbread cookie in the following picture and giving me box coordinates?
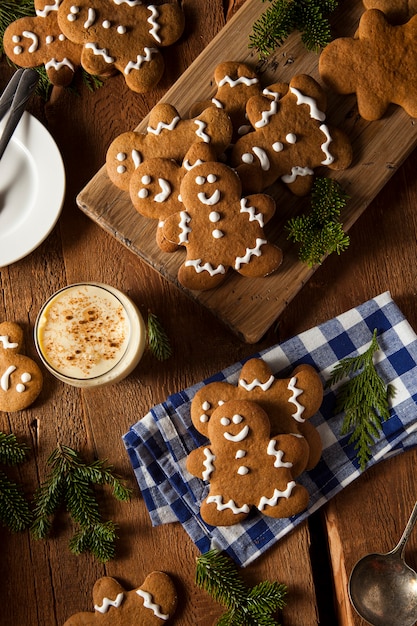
[63,573,177,625]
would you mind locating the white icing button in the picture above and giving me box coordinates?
[212,229,224,239]
[200,414,209,423]
[273,142,283,152]
[209,211,220,223]
[117,25,126,34]
[103,20,111,28]
[59,34,65,41]
[46,35,54,44]
[117,165,126,174]
[235,450,246,459]
[220,417,230,426]
[237,466,249,475]
[286,133,297,144]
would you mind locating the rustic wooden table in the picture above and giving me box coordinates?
[1,1,417,625]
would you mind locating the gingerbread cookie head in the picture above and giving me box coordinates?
[64,573,177,625]
[0,322,43,412]
[363,0,417,22]
[186,399,310,526]
[3,0,82,87]
[161,146,283,291]
[189,61,262,142]
[190,358,323,471]
[319,9,417,120]
[57,0,185,93]
[106,104,233,191]
[231,74,352,195]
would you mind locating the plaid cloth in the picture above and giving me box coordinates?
[123,292,417,567]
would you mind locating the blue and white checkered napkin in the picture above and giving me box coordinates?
[123,291,417,567]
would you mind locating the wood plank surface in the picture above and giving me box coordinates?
[1,1,417,625]
[78,0,417,343]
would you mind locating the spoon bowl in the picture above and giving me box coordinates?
[349,501,417,626]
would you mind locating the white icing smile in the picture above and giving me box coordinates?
[223,424,249,442]
[197,189,220,205]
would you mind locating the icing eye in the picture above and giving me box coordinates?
[273,142,283,152]
[103,20,111,28]
[242,153,254,164]
[12,36,21,43]
[232,414,243,424]
[218,400,225,406]
[209,211,220,223]
[141,175,151,185]
[138,189,148,199]
[212,229,224,239]
[207,174,217,183]
[220,417,230,426]
[117,152,127,162]
[59,34,66,41]
[202,401,211,411]
[196,176,206,185]
[21,373,31,383]
[200,414,209,423]
[117,25,126,34]
[286,133,297,144]
[237,466,249,475]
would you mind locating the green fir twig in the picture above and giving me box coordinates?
[31,444,131,562]
[286,177,350,267]
[0,432,33,533]
[326,329,396,471]
[147,311,172,361]
[250,0,339,59]
[196,549,287,626]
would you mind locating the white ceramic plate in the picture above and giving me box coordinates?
[0,111,65,267]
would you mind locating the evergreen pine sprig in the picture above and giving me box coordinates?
[286,177,350,267]
[326,329,396,471]
[31,444,132,562]
[250,0,339,58]
[196,549,287,626]
[147,311,172,361]
[0,432,33,532]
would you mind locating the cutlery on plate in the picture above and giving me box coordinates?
[0,68,39,162]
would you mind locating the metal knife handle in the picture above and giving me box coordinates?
[0,69,39,161]
[0,68,25,123]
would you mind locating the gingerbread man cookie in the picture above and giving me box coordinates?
[57,0,185,93]
[161,145,283,291]
[189,61,262,142]
[0,322,43,412]
[3,0,82,87]
[363,0,417,22]
[191,358,323,472]
[129,143,218,252]
[64,573,177,625]
[319,10,417,120]
[187,399,310,526]
[231,74,352,195]
[107,103,233,191]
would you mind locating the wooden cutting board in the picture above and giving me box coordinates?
[77,0,417,343]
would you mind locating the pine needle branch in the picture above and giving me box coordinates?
[31,444,131,561]
[249,0,339,58]
[147,311,172,361]
[326,329,396,471]
[0,433,32,532]
[286,177,349,267]
[196,549,287,625]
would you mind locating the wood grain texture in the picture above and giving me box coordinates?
[1,1,417,625]
[78,0,417,342]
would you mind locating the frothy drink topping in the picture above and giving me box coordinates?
[37,284,131,379]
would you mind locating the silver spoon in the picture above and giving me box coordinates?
[349,501,417,626]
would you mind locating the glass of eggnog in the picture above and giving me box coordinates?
[34,283,146,387]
